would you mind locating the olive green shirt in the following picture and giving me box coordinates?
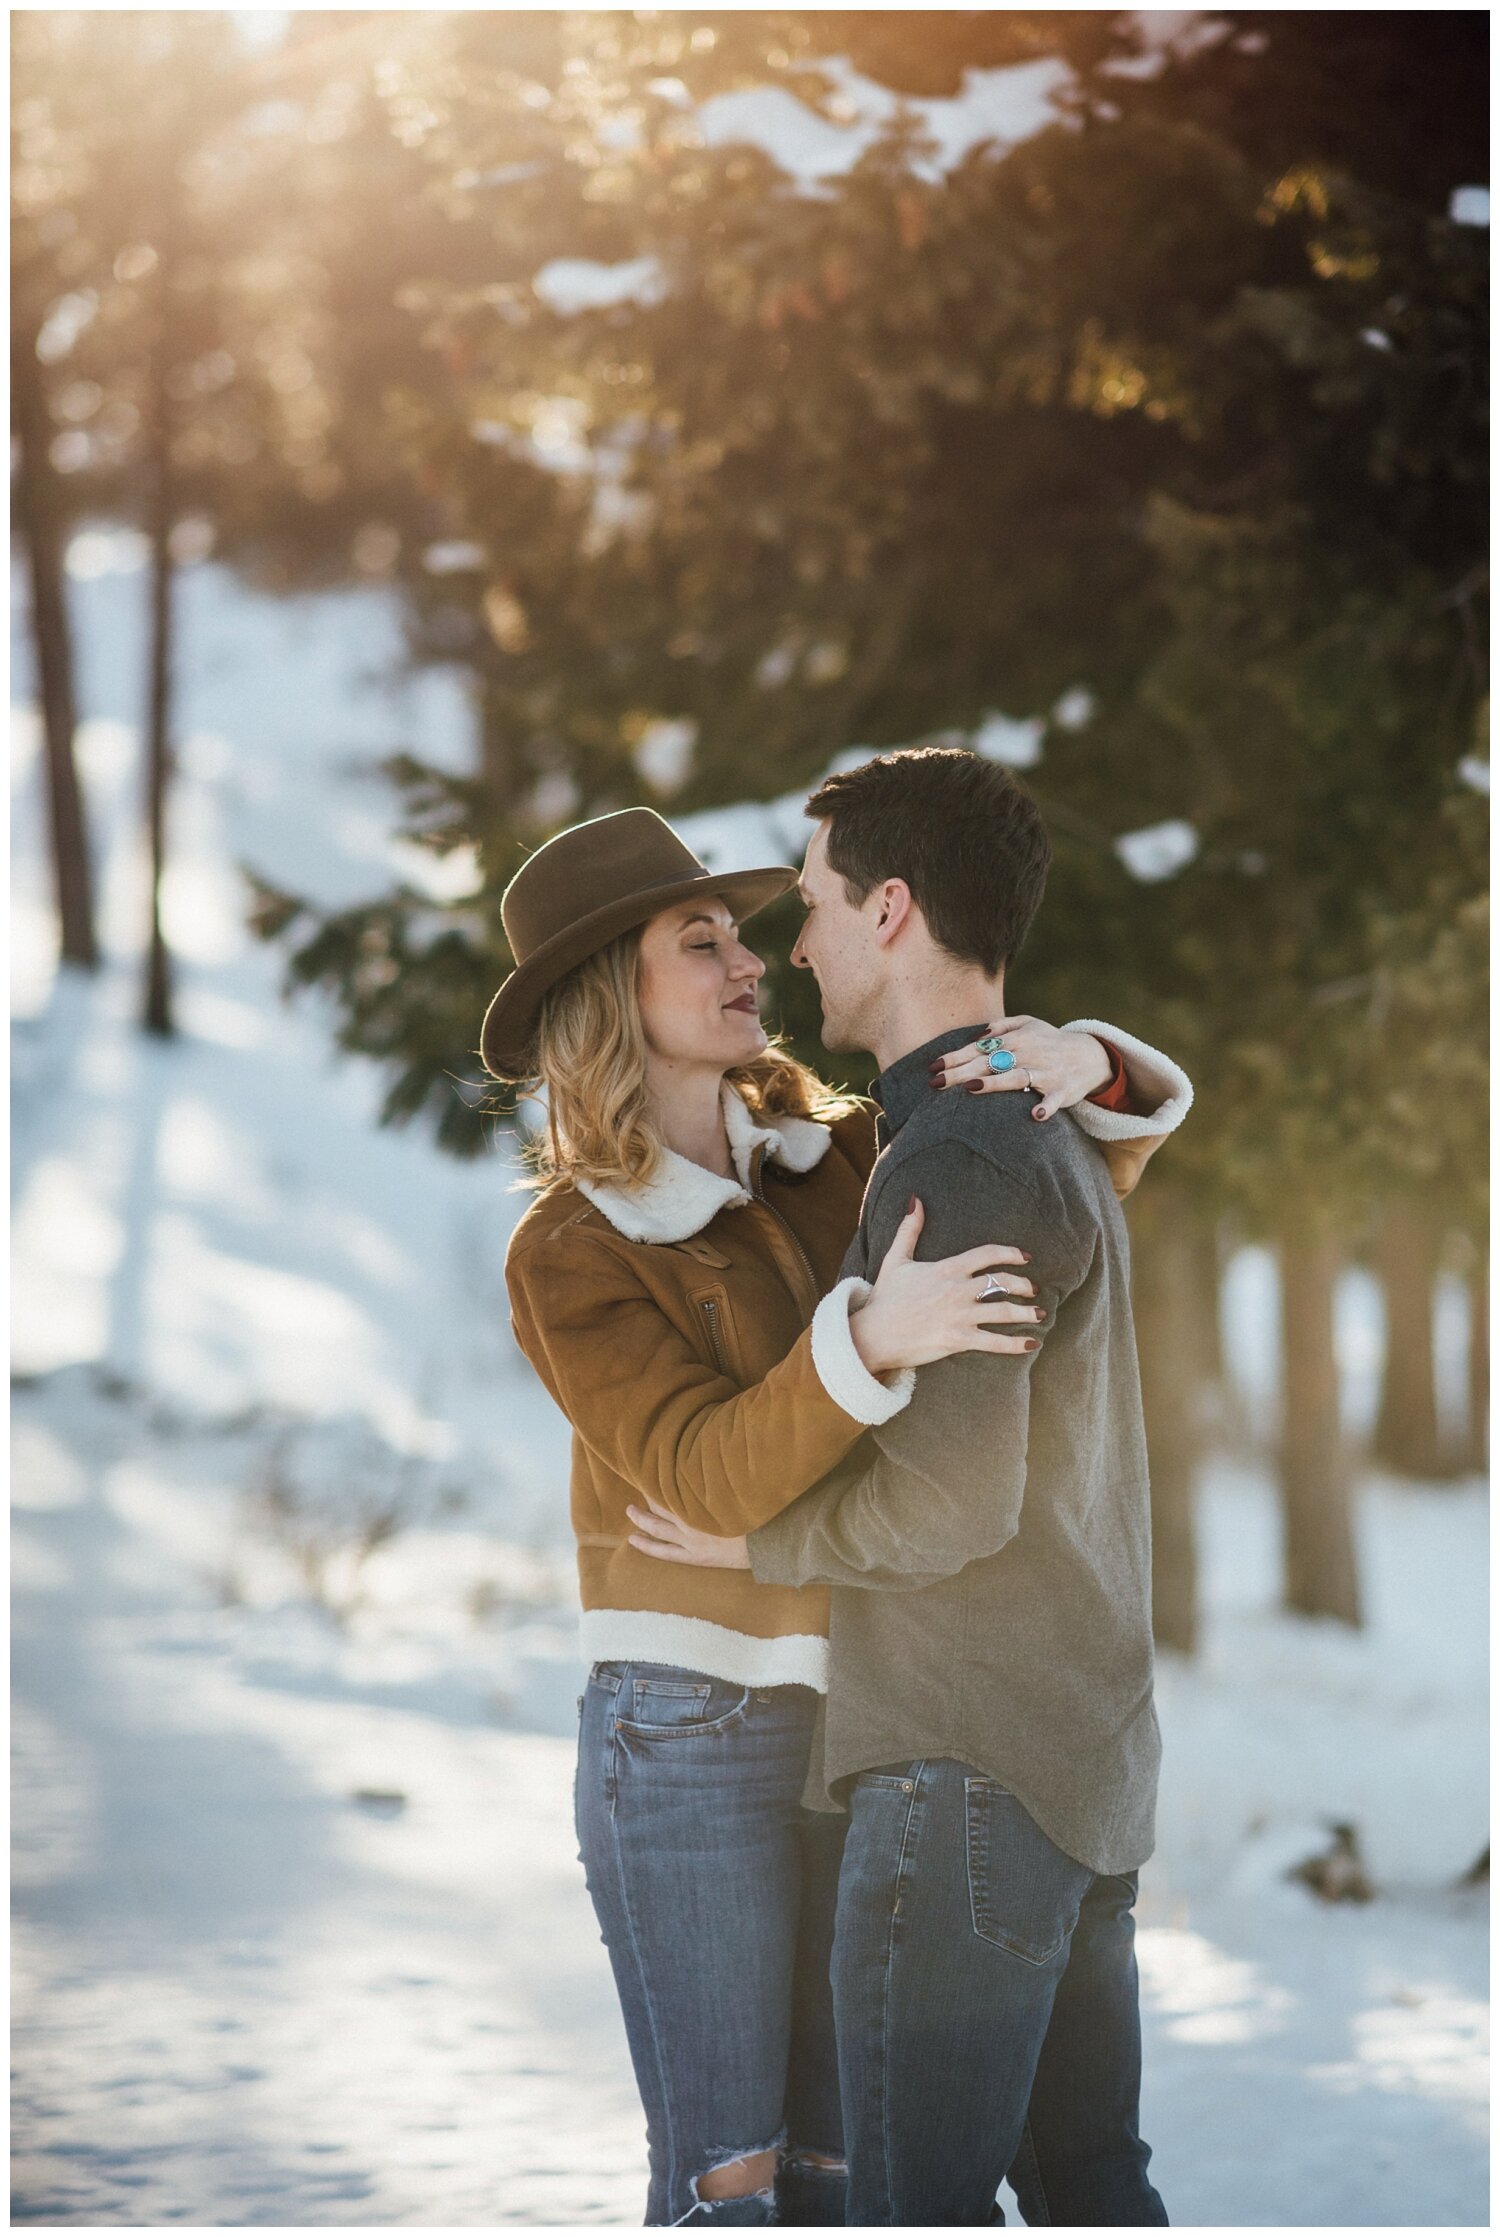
[747,1022,1161,1876]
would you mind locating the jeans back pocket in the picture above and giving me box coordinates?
[964,1777,1095,1966]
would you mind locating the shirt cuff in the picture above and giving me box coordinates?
[1086,1041,1133,1113]
[747,1507,801,1587]
[1059,1020,1194,1140]
[810,1277,917,1426]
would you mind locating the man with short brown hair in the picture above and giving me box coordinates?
[649,748,1185,2224]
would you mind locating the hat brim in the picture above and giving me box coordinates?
[480,863,799,1081]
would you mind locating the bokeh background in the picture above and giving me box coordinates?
[11,9,1488,2226]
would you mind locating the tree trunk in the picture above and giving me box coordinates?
[1130,1188,1207,1654]
[1191,1216,1238,1446]
[1372,1196,1445,1478]
[142,306,175,1039]
[1466,1256,1488,1475]
[1278,1230,1361,1625]
[11,319,98,969]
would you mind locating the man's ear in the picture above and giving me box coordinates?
[873,879,914,946]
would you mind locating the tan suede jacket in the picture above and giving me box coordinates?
[504,1024,1193,1691]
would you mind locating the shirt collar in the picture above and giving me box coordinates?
[871,1022,989,1148]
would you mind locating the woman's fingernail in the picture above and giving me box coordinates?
[1020,1252,1032,1261]
[965,1081,983,1094]
[907,1194,917,1214]
[1024,1338,1041,1351]
[1035,1310,1047,1321]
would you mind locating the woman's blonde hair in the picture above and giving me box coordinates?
[510,921,864,1193]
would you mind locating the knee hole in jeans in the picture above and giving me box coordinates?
[689,2146,779,2206]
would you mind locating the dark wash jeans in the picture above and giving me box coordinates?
[576,1662,847,2227]
[834,1757,1169,2228]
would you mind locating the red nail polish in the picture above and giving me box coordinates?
[965,1081,982,1095]
[1024,1338,1040,1351]
[1020,1252,1032,1262]
[907,1194,917,1214]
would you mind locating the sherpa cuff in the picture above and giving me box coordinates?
[1060,1020,1195,1141]
[810,1276,917,1425]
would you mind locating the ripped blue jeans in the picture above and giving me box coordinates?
[576,1662,846,2226]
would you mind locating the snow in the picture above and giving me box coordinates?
[519,48,1076,202]
[1051,685,1096,732]
[695,51,1075,194]
[1102,12,1226,79]
[972,711,1044,769]
[532,55,1054,293]
[532,257,668,316]
[11,552,1489,2224]
[632,716,697,797]
[1116,816,1201,883]
[688,19,1231,195]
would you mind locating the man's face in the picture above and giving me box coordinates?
[790,819,890,1055]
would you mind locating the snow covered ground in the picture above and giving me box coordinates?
[11,549,1489,2225]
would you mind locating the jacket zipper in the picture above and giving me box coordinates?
[699,1295,730,1375]
[751,1170,820,1315]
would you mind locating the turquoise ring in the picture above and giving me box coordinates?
[976,1034,1005,1053]
[987,1049,1017,1073]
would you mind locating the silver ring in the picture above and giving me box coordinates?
[978,1275,1011,1302]
[1022,1068,1033,1092]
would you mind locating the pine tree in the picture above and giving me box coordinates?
[233,13,1485,1628]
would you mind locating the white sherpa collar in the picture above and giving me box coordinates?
[575,1081,832,1244]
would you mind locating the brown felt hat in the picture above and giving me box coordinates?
[479,807,798,1080]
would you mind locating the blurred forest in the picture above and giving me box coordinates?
[12,8,1488,1652]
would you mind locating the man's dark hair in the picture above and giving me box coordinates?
[805,747,1052,975]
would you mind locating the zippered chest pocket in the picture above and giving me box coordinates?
[687,1282,741,1382]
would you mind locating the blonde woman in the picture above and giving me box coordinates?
[484,803,1187,2227]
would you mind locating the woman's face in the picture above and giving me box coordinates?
[635,898,769,1072]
